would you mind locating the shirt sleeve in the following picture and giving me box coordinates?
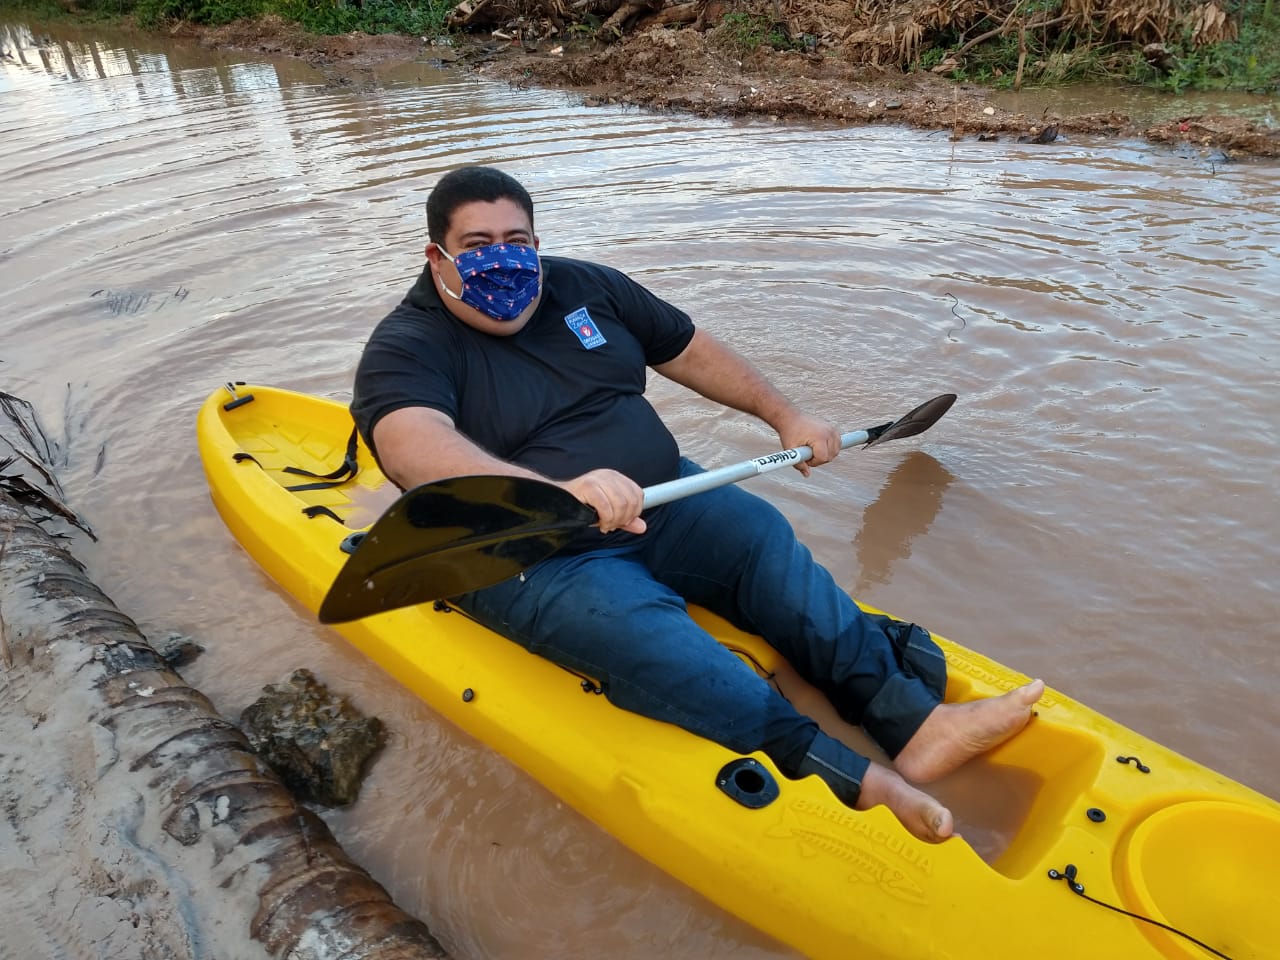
[350,306,459,459]
[591,262,696,365]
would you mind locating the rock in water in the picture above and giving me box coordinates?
[154,632,205,667]
[240,669,387,806]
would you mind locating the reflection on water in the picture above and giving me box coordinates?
[0,21,292,96]
[854,452,955,594]
[3,17,1279,960]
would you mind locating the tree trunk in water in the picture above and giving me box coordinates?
[0,492,449,960]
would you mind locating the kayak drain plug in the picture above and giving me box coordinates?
[716,758,780,809]
[1086,807,1106,823]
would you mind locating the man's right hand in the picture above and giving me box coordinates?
[561,469,647,535]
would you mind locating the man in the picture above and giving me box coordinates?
[352,165,1042,843]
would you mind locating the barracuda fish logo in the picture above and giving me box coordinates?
[945,649,1062,708]
[766,803,930,904]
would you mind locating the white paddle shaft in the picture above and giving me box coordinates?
[641,429,872,510]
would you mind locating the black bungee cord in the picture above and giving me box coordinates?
[1047,864,1234,960]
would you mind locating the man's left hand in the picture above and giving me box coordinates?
[776,412,842,477]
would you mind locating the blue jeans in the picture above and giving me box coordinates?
[454,459,946,806]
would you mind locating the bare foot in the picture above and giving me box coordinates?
[894,679,1045,784]
[858,763,954,843]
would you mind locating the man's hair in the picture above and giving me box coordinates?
[426,166,535,244]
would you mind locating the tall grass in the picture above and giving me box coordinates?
[920,0,1278,93]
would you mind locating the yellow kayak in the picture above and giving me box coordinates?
[197,383,1278,960]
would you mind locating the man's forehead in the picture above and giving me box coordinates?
[448,198,533,236]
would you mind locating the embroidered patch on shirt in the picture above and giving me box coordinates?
[564,307,607,350]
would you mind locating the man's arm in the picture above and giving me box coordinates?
[372,406,539,489]
[372,407,646,534]
[653,328,841,475]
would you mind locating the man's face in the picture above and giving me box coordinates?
[426,197,541,336]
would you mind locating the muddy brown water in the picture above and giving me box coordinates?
[3,20,1278,960]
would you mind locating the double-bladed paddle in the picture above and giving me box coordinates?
[318,393,956,624]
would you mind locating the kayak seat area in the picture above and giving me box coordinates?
[225,401,396,531]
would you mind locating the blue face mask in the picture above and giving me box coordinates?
[439,242,541,322]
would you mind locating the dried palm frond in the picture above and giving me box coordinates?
[780,0,1242,64]
[1186,1,1237,45]
[1058,0,1100,33]
[1102,0,1175,42]
[893,18,926,63]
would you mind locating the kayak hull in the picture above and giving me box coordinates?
[197,384,1279,960]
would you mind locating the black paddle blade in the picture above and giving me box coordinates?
[863,394,956,449]
[318,475,595,624]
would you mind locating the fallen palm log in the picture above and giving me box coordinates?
[596,0,665,38]
[643,1,700,28]
[0,491,449,960]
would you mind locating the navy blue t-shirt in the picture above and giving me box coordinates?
[352,255,696,490]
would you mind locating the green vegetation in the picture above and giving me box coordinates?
[0,0,456,36]
[0,0,121,19]
[713,10,805,55]
[920,34,1127,87]
[921,0,1279,93]
[1144,8,1280,92]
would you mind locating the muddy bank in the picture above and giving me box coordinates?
[182,16,1280,158]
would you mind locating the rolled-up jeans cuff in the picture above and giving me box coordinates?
[862,675,941,758]
[793,730,871,808]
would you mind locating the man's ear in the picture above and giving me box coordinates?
[425,243,454,278]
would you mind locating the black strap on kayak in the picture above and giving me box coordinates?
[282,427,359,491]
[229,425,358,492]
[1047,864,1233,959]
[303,504,344,522]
